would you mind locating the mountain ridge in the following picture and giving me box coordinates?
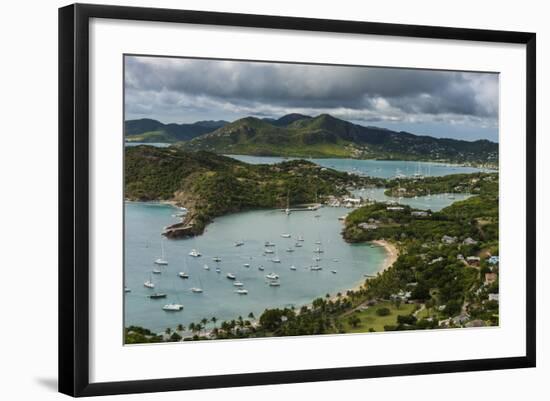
[181,113,498,165]
[124,118,228,143]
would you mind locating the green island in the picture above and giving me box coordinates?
[125,146,499,343]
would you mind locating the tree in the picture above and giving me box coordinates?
[259,309,285,332]
[211,317,217,327]
[348,315,361,328]
[248,312,255,320]
[376,307,391,316]
[165,327,172,335]
[176,323,185,332]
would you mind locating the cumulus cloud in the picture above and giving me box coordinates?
[124,55,499,139]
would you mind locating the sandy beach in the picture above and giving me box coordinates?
[314,239,399,306]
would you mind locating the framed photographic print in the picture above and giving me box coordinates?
[58,3,536,397]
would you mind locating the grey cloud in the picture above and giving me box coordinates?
[124,56,499,132]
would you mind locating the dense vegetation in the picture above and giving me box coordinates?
[384,172,498,197]
[125,118,227,143]
[180,113,498,166]
[125,146,383,235]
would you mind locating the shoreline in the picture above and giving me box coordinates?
[301,239,399,310]
[332,239,398,299]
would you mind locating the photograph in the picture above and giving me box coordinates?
[123,56,500,344]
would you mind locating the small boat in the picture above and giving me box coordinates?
[280,233,291,238]
[203,264,210,270]
[233,281,244,287]
[290,265,297,271]
[154,241,168,265]
[124,287,131,293]
[243,263,250,268]
[285,248,294,253]
[152,268,162,274]
[178,272,189,279]
[226,273,236,280]
[258,265,265,271]
[264,249,275,254]
[314,214,321,218]
[144,279,155,289]
[310,266,323,271]
[234,240,244,247]
[213,256,221,262]
[314,248,324,253]
[269,281,281,287]
[162,303,183,311]
[149,292,167,299]
[295,242,303,248]
[191,287,203,293]
[189,249,201,257]
[265,273,279,280]
[264,241,276,247]
[314,257,321,262]
[271,258,281,263]
[215,267,221,273]
[332,258,339,262]
[315,240,322,245]
[296,236,305,242]
[331,270,338,274]
[235,288,248,295]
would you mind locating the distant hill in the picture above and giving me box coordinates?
[181,113,498,165]
[124,118,228,143]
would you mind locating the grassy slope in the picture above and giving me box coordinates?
[338,302,417,333]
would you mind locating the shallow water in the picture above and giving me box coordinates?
[226,154,493,179]
[125,204,386,332]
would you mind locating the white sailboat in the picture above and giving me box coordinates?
[213,256,222,262]
[144,275,155,288]
[235,288,248,295]
[280,233,291,238]
[234,240,244,247]
[285,189,291,215]
[226,273,236,280]
[233,281,244,287]
[154,240,168,265]
[189,249,201,257]
[290,265,297,271]
[178,272,189,279]
[265,273,279,280]
[162,303,184,311]
[203,264,210,270]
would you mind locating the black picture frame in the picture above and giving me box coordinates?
[58,3,536,397]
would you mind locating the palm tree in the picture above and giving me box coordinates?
[201,318,209,334]
[211,317,217,327]
[176,323,185,332]
[188,322,196,334]
[165,327,172,335]
[248,312,255,320]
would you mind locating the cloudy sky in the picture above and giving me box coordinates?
[125,56,499,142]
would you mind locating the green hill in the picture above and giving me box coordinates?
[124,118,227,143]
[181,114,498,165]
[125,146,380,237]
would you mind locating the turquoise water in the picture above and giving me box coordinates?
[125,204,386,332]
[353,188,472,212]
[124,156,479,333]
[125,142,172,148]
[226,155,492,179]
